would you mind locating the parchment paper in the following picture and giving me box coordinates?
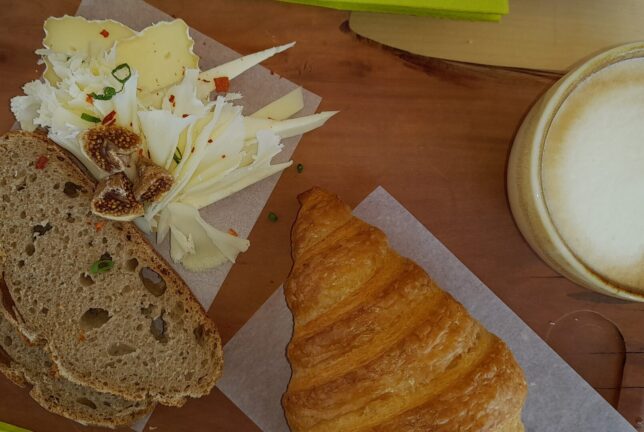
[217,186,636,432]
[70,1,321,430]
[76,0,322,310]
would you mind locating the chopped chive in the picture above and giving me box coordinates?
[80,113,101,123]
[268,212,278,222]
[111,63,131,84]
[89,64,131,103]
[296,163,304,173]
[90,86,117,101]
[89,259,114,274]
[173,147,183,164]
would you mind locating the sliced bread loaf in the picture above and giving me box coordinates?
[0,309,154,427]
[0,131,223,406]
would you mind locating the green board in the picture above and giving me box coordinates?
[278,0,509,21]
[0,422,31,432]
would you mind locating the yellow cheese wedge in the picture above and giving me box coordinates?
[349,0,644,72]
[250,87,304,120]
[115,19,199,94]
[197,42,294,99]
[43,16,135,84]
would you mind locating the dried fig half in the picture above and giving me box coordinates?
[81,125,141,174]
[91,173,143,221]
[134,156,174,203]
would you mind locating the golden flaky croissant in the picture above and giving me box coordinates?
[283,188,527,432]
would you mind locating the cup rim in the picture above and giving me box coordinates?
[529,42,644,301]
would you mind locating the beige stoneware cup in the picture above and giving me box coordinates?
[507,42,644,302]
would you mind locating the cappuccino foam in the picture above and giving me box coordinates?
[542,58,644,291]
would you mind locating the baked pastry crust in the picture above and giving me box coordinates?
[284,187,527,432]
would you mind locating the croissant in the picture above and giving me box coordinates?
[283,188,527,432]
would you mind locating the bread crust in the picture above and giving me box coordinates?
[283,187,527,432]
[0,131,222,407]
[0,312,155,428]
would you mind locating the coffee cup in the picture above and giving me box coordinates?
[508,43,644,301]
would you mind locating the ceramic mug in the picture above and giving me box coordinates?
[507,42,644,302]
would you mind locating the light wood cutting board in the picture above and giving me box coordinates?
[350,0,644,72]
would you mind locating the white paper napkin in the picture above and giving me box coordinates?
[218,186,636,432]
[65,1,322,430]
[76,0,322,310]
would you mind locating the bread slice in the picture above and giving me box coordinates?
[0,131,223,406]
[0,309,154,427]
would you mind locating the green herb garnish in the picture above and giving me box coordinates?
[80,113,101,123]
[296,163,304,173]
[86,63,131,102]
[89,259,114,274]
[173,147,183,164]
[90,86,117,101]
[268,212,278,222]
[111,63,132,84]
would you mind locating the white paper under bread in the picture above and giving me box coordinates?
[75,0,322,311]
[67,1,322,430]
[217,186,636,432]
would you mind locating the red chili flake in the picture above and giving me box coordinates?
[99,29,110,38]
[169,94,176,104]
[78,331,86,342]
[102,110,117,125]
[35,155,49,170]
[182,114,189,118]
[86,94,94,105]
[214,76,230,93]
[207,139,213,143]
[95,221,107,232]
[228,228,239,237]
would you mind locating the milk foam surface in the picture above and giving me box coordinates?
[543,58,644,290]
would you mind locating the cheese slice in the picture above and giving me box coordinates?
[243,111,338,140]
[43,16,135,84]
[44,16,135,55]
[115,19,199,94]
[197,42,295,99]
[250,87,304,120]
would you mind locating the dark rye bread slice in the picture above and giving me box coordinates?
[0,131,223,406]
[0,310,155,427]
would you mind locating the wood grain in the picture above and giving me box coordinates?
[0,0,642,430]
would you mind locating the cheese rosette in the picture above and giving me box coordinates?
[11,16,336,271]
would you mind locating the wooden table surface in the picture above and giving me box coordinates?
[1,0,643,431]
